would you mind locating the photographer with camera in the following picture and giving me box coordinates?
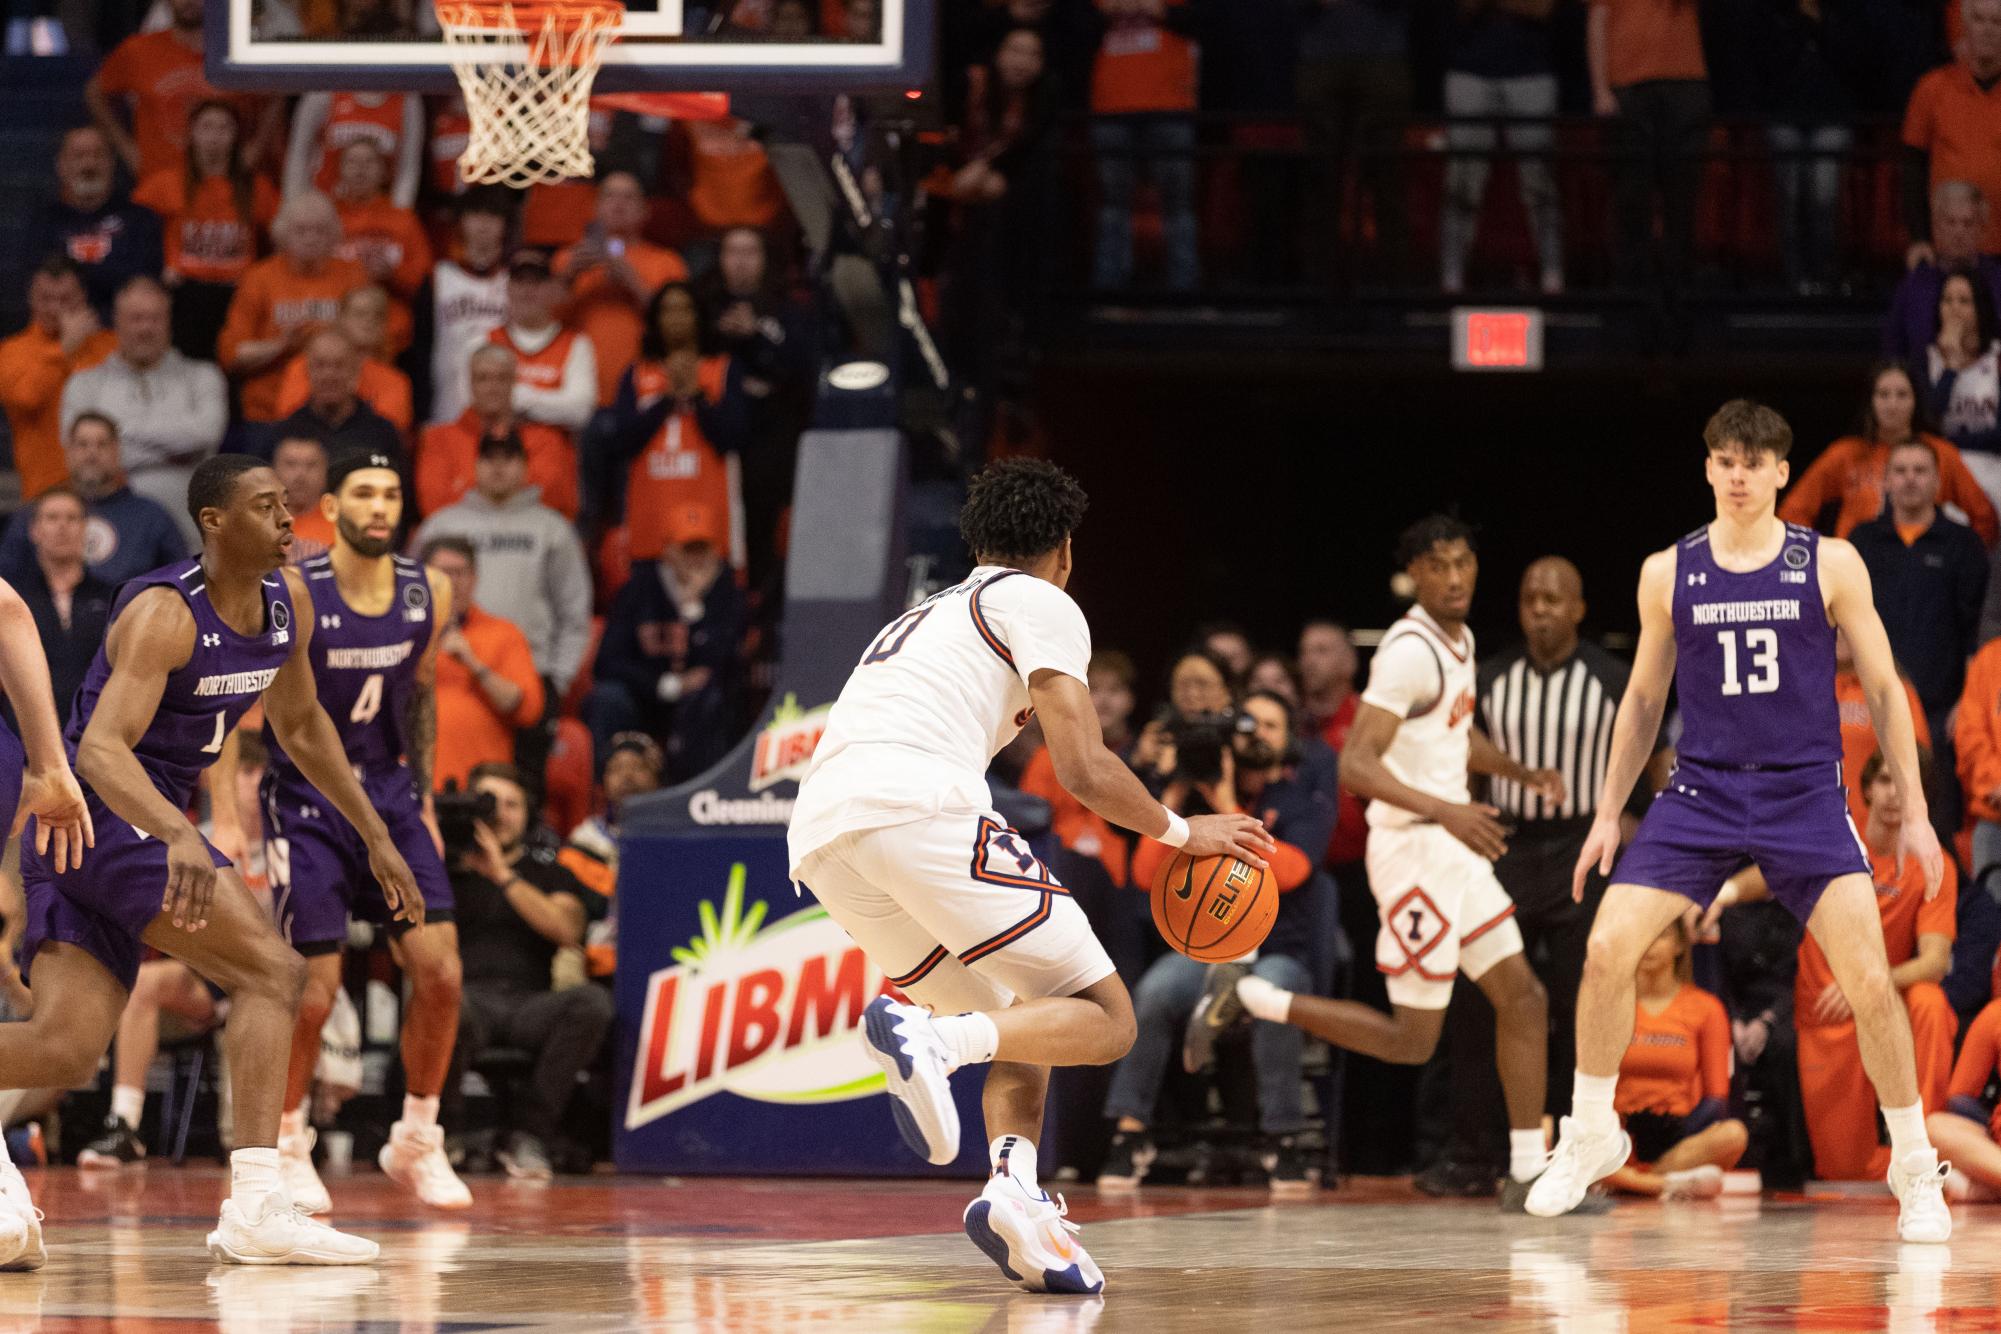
[440,762,612,1180]
[1129,647,1236,793]
[1098,691,1335,1195]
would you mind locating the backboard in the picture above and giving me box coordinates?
[205,0,931,93]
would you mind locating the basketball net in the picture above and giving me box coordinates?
[436,0,624,188]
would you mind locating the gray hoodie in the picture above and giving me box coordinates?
[414,486,593,692]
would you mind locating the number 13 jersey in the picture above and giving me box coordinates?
[788,566,1092,877]
[1672,523,1840,768]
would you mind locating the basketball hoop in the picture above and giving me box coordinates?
[436,0,625,188]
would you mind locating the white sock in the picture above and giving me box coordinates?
[230,1147,283,1207]
[1509,1128,1547,1182]
[930,1013,999,1072]
[0,1117,13,1169]
[279,1104,307,1142]
[111,1085,145,1129]
[1236,975,1292,1023]
[1231,949,1259,964]
[991,1135,1040,1195]
[1884,1101,1932,1161]
[401,1094,440,1129]
[1571,1072,1621,1137]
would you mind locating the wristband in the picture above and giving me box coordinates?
[1159,809,1190,849]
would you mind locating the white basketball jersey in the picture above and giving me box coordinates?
[787,566,1093,874]
[426,260,509,424]
[1360,607,1478,830]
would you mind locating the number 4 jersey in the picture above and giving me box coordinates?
[787,565,1092,878]
[1671,523,1840,768]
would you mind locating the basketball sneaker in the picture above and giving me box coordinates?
[378,1122,472,1209]
[1889,1148,1953,1244]
[279,1128,331,1215]
[1182,961,1251,1073]
[77,1116,145,1169]
[1095,1132,1155,1192]
[860,996,960,1165]
[0,1165,46,1271]
[206,1195,379,1265]
[962,1172,1104,1295]
[1523,1117,1631,1218]
[1265,1136,1315,1198]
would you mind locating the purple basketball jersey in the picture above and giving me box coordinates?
[266,553,432,780]
[67,559,297,810]
[1671,523,1840,768]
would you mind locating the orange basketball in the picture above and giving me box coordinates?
[1150,851,1277,962]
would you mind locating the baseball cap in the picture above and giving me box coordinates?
[663,502,721,549]
[508,248,553,278]
[327,448,403,493]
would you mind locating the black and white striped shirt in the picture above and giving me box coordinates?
[1478,641,1629,823]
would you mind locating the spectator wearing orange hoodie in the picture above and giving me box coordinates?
[1780,361,2000,546]
[0,258,115,500]
[219,191,368,423]
[419,343,579,519]
[555,172,689,407]
[331,141,433,342]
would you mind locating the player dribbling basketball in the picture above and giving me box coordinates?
[787,460,1271,1295]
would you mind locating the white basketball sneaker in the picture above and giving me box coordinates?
[1524,1117,1632,1218]
[378,1123,472,1210]
[0,1165,46,1271]
[860,996,960,1165]
[962,1172,1105,1295]
[206,1194,379,1265]
[280,1128,331,1216]
[1890,1149,1953,1244]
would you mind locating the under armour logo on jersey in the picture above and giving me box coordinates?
[1687,573,1707,586]
[201,633,221,647]
[322,614,341,630]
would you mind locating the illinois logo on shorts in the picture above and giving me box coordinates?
[970,816,1065,892]
[1379,885,1452,981]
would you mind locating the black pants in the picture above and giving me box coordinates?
[1610,79,1712,292]
[1295,54,1413,282]
[449,981,615,1142]
[1421,821,1600,1172]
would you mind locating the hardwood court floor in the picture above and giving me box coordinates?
[3,1167,2000,1330]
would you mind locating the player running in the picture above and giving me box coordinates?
[262,450,469,1214]
[6,454,419,1266]
[787,459,1272,1296]
[1233,515,1568,1208]
[1526,400,1953,1242]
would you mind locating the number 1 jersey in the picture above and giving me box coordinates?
[1672,523,1840,768]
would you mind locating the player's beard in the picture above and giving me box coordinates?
[337,514,395,559]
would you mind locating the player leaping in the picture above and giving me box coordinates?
[1526,400,1953,1242]
[3,454,420,1265]
[263,450,470,1215]
[787,459,1271,1296]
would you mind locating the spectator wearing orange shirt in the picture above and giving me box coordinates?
[219,191,368,423]
[84,0,278,179]
[331,141,433,347]
[680,118,786,236]
[134,100,281,361]
[1780,362,2000,547]
[267,330,405,462]
[554,172,689,407]
[421,535,547,793]
[272,435,337,563]
[284,91,425,210]
[276,286,413,434]
[1836,627,1930,832]
[1587,0,1710,296]
[1955,634,2001,878]
[1601,920,1746,1199]
[466,252,598,437]
[1087,0,1200,291]
[1903,0,2001,256]
[1928,998,2001,1201]
[0,258,115,500]
[1020,649,1140,886]
[419,344,579,520]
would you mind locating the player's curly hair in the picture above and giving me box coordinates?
[1394,513,1477,570]
[959,459,1088,565]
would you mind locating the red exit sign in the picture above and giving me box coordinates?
[1451,308,1544,371]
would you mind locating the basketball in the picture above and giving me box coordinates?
[1150,851,1278,962]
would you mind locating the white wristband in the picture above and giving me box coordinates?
[1159,808,1190,849]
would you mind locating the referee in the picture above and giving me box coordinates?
[1418,556,1639,1196]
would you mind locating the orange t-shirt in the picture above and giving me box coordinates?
[1835,670,1931,829]
[623,355,734,561]
[134,171,279,285]
[94,30,263,179]
[274,356,413,433]
[1591,0,1707,89]
[553,240,690,406]
[1797,849,1957,1022]
[416,409,579,520]
[1956,640,2001,823]
[1903,64,2001,254]
[1947,1001,2001,1139]
[0,326,116,498]
[1615,983,1730,1118]
[311,94,414,197]
[335,196,433,300]
[1090,14,1200,115]
[428,103,472,198]
[434,604,546,790]
[686,120,785,230]
[1020,745,1129,886]
[1780,434,2001,546]
[218,254,369,422]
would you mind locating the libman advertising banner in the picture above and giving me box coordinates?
[613,830,988,1175]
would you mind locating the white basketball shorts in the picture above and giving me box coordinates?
[1367,822,1524,1010]
[794,809,1117,1015]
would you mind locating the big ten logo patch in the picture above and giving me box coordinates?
[1207,859,1259,922]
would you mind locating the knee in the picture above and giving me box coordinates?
[298,966,339,1027]
[1580,929,1640,989]
[37,1028,102,1089]
[1495,969,1549,1025]
[1383,1024,1441,1066]
[1093,988,1138,1065]
[565,984,615,1043]
[1713,1118,1750,1160]
[1843,964,1900,1021]
[410,948,463,1004]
